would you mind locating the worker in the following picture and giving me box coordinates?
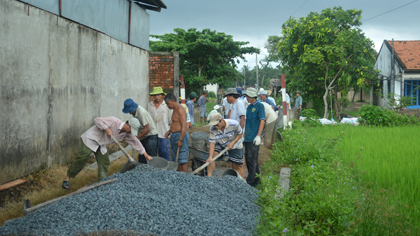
[222,96,231,119]
[186,92,198,126]
[164,93,189,173]
[122,99,158,164]
[206,113,245,179]
[226,88,246,131]
[62,117,152,190]
[243,87,265,187]
[198,90,208,125]
[267,91,277,106]
[259,91,278,111]
[260,102,278,149]
[148,87,172,162]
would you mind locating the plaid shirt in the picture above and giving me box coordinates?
[209,119,243,149]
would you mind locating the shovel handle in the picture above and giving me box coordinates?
[111,135,135,162]
[175,147,180,163]
[191,147,229,175]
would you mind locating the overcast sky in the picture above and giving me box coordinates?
[149,0,420,69]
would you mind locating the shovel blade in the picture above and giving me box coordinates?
[119,160,139,173]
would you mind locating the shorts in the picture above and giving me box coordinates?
[169,131,189,164]
[215,143,243,164]
[199,109,207,118]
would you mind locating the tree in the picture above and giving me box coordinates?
[278,7,377,118]
[150,28,259,92]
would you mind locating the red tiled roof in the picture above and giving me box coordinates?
[386,40,420,71]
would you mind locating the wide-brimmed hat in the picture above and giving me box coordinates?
[128,117,141,136]
[149,87,166,96]
[213,105,221,110]
[122,99,138,113]
[208,112,223,126]
[225,87,238,96]
[244,87,258,98]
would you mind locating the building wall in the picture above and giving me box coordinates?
[149,52,179,100]
[0,0,149,184]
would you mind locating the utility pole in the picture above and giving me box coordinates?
[391,38,395,99]
[256,54,259,90]
[243,69,245,88]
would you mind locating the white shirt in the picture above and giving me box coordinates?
[148,101,173,138]
[261,102,278,124]
[230,99,246,124]
[222,97,231,116]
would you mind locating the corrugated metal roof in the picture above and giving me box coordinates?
[130,0,167,12]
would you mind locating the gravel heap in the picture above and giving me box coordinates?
[0,165,259,236]
[190,131,208,141]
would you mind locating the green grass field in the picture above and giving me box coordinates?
[338,126,420,225]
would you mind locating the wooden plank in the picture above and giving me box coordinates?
[22,178,117,215]
[0,179,27,191]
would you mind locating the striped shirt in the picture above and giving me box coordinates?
[208,119,243,149]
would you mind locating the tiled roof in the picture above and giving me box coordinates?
[386,40,420,71]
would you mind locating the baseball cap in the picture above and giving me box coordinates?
[127,117,140,136]
[208,112,223,126]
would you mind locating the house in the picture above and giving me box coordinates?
[374,40,420,109]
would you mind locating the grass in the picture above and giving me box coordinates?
[338,126,420,225]
[0,149,134,227]
[257,123,419,235]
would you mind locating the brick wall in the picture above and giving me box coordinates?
[149,52,179,100]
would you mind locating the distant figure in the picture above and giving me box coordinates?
[295,91,302,109]
[198,90,208,124]
[148,87,172,162]
[222,97,231,119]
[226,87,246,131]
[260,102,278,149]
[267,90,277,106]
[164,93,189,173]
[122,99,158,164]
[259,91,278,111]
[207,105,222,121]
[186,92,198,126]
[62,117,152,190]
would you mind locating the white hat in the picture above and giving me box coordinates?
[213,105,221,110]
[208,112,223,126]
[128,117,140,136]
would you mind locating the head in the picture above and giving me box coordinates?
[150,87,166,103]
[189,92,198,102]
[164,93,178,110]
[203,90,208,97]
[244,87,258,103]
[122,99,138,116]
[296,91,301,97]
[122,118,141,136]
[225,87,239,104]
[208,112,225,130]
[259,91,268,101]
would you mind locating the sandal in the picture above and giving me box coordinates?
[62,181,70,190]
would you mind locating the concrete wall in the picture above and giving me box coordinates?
[0,0,149,184]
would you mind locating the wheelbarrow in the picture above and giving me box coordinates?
[189,145,228,176]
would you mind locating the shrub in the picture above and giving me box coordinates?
[207,91,216,98]
[301,109,318,118]
[358,105,420,126]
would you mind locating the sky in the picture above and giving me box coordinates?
[149,0,420,69]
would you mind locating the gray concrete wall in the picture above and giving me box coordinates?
[0,0,149,184]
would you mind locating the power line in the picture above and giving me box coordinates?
[274,0,309,35]
[362,0,419,22]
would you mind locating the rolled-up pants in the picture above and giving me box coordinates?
[244,142,260,187]
[138,134,159,164]
[67,141,109,181]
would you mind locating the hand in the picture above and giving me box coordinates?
[206,157,213,163]
[105,128,112,138]
[144,153,153,161]
[164,131,170,139]
[177,140,183,148]
[227,143,234,150]
[253,136,261,146]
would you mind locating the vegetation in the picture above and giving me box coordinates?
[150,28,259,93]
[358,105,419,126]
[257,123,419,235]
[275,7,377,118]
[207,91,216,98]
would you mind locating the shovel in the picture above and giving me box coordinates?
[191,147,229,175]
[167,147,180,171]
[111,135,139,173]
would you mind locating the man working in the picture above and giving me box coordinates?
[205,113,245,179]
[243,87,265,187]
[186,92,197,126]
[122,99,158,164]
[62,117,152,190]
[148,87,172,162]
[198,90,208,125]
[259,91,278,111]
[164,93,190,173]
[226,88,246,130]
[260,102,278,149]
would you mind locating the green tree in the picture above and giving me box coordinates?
[278,7,377,118]
[150,28,259,92]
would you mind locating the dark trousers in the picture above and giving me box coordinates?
[138,134,158,164]
[244,142,260,187]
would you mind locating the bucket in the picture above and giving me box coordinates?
[147,156,169,170]
[221,169,245,181]
[167,161,178,171]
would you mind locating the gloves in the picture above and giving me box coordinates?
[253,136,261,146]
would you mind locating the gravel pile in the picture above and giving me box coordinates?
[190,132,208,141]
[0,165,259,236]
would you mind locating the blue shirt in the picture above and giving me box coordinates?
[262,98,278,111]
[186,100,195,125]
[244,101,265,142]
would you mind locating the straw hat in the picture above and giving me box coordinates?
[149,87,166,96]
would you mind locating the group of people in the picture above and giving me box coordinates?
[62,87,189,190]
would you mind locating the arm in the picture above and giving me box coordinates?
[125,133,152,160]
[228,109,232,119]
[239,116,245,130]
[137,124,150,140]
[227,133,242,150]
[206,142,216,163]
[94,117,113,137]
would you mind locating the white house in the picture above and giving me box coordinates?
[374,40,420,109]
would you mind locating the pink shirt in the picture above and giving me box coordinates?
[80,117,145,155]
